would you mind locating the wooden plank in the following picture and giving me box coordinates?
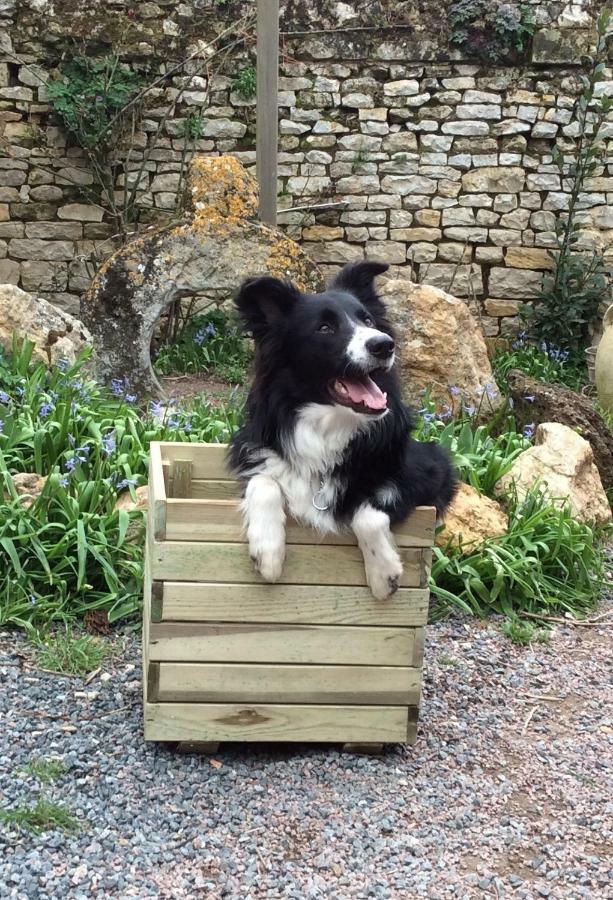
[149,540,425,587]
[144,702,408,743]
[153,582,429,626]
[256,0,279,225]
[169,459,192,499]
[151,662,422,705]
[158,442,229,479]
[148,622,422,666]
[148,442,167,540]
[190,479,240,500]
[164,499,436,547]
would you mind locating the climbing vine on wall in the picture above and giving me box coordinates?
[449,0,535,63]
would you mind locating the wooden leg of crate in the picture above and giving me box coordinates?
[175,741,221,754]
[342,742,385,755]
[406,706,419,745]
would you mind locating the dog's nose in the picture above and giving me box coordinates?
[366,334,395,359]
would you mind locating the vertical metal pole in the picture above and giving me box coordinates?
[256,0,279,226]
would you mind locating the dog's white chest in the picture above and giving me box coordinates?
[257,403,369,532]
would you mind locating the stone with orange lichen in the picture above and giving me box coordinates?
[81,155,323,397]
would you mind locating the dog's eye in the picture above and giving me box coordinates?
[364,316,375,327]
[318,323,334,334]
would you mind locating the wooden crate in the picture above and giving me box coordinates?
[143,441,435,749]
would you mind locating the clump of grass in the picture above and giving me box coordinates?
[154,309,252,384]
[492,334,587,392]
[501,617,551,646]
[0,797,80,834]
[35,629,108,676]
[431,489,606,620]
[24,758,68,784]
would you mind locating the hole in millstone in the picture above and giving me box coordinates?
[150,289,253,405]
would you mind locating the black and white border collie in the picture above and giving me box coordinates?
[229,261,456,600]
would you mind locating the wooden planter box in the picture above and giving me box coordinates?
[143,441,435,750]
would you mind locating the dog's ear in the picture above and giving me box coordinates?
[235,276,299,336]
[331,261,389,308]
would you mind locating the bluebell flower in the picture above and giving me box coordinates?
[116,478,138,490]
[183,421,193,433]
[39,402,53,418]
[102,431,117,456]
[205,322,217,337]
[65,457,78,472]
[0,420,4,434]
[111,378,124,396]
[523,422,535,439]
[59,475,70,487]
[194,329,206,347]
[0,390,10,404]
[421,411,436,423]
[68,433,76,447]
[57,358,70,373]
[463,404,476,417]
[450,386,461,396]
[167,416,181,428]
[30,595,37,606]
[440,404,453,420]
[125,393,137,404]
[150,401,164,418]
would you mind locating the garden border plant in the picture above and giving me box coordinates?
[523,8,612,353]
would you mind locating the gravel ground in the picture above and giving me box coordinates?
[0,604,611,900]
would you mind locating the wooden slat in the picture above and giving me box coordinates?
[159,442,229,479]
[189,479,240,500]
[153,582,430,626]
[149,662,421,704]
[148,622,422,666]
[144,702,409,743]
[164,499,436,547]
[148,443,167,540]
[169,459,192,499]
[149,540,425,587]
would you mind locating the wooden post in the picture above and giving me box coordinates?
[256,0,279,226]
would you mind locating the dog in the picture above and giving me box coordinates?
[228,260,456,600]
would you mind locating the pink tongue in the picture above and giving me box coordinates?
[341,376,387,410]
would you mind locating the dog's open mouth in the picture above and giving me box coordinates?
[330,374,388,414]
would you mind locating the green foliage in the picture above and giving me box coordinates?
[431,489,606,620]
[180,111,205,140]
[501,616,551,645]
[449,0,535,62]
[0,798,80,835]
[154,310,252,383]
[493,336,587,392]
[0,340,243,631]
[46,56,142,151]
[232,66,257,100]
[24,758,68,785]
[524,9,612,352]
[35,629,107,675]
[414,390,529,496]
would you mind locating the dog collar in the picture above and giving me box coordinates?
[312,478,330,511]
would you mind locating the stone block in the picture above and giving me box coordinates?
[488,267,543,298]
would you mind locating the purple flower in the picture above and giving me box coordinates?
[57,358,70,373]
[102,431,117,456]
[125,393,137,404]
[440,404,453,420]
[0,390,10,404]
[0,420,3,433]
[523,422,535,439]
[450,386,461,397]
[420,411,436,423]
[150,401,164,418]
[167,416,181,428]
[65,457,78,472]
[205,322,217,337]
[111,378,124,396]
[194,329,206,347]
[183,421,193,433]
[39,402,53,418]
[463,404,476,418]
[59,476,70,487]
[116,478,138,490]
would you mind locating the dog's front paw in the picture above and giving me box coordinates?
[250,541,286,583]
[365,553,403,601]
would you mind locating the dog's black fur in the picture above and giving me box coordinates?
[229,260,456,526]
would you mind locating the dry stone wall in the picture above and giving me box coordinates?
[0,0,610,336]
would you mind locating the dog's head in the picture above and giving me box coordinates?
[235,261,395,416]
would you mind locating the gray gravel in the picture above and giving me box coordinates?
[1,603,611,900]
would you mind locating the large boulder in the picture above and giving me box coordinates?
[81,156,324,398]
[595,303,613,413]
[378,279,503,415]
[436,482,509,551]
[496,422,612,526]
[0,284,92,367]
[507,370,613,491]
